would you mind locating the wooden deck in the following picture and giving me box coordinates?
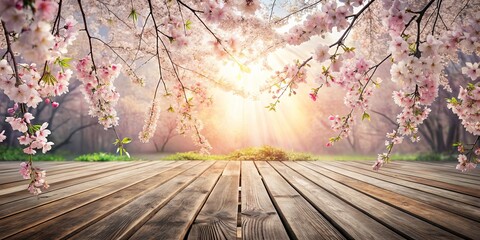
[0,160,479,239]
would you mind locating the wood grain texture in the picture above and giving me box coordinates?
[0,162,159,217]
[344,161,480,197]
[68,161,212,240]
[12,161,203,240]
[0,161,177,238]
[0,160,477,240]
[129,161,227,240]
[287,161,460,239]
[0,162,135,194]
[305,162,480,239]
[0,162,97,185]
[188,161,240,240]
[269,161,403,240]
[323,162,480,221]
[0,161,155,206]
[0,162,133,195]
[241,161,289,240]
[354,161,480,186]
[255,161,345,240]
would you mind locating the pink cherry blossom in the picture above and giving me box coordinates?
[314,45,330,63]
[23,112,34,124]
[5,117,27,133]
[19,162,31,179]
[23,147,36,155]
[456,154,477,172]
[0,130,6,143]
[461,62,479,81]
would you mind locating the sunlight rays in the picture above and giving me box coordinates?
[206,50,315,152]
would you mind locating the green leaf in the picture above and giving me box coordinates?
[185,19,192,30]
[467,83,475,91]
[386,143,393,151]
[28,124,41,135]
[167,106,175,113]
[239,63,251,73]
[128,8,138,23]
[328,136,341,143]
[265,103,276,112]
[122,137,132,144]
[408,42,416,54]
[40,72,58,85]
[362,112,371,121]
[446,97,458,105]
[54,57,72,69]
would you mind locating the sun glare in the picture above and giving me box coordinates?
[207,55,314,152]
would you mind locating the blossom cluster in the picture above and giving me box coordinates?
[448,82,480,136]
[171,83,212,154]
[139,100,161,143]
[6,112,54,154]
[0,1,78,194]
[201,0,260,23]
[19,161,49,195]
[162,16,190,48]
[268,61,308,102]
[75,56,122,129]
[284,1,355,45]
[370,0,480,171]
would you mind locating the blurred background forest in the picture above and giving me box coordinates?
[1,52,477,158]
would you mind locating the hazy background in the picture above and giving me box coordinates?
[1,51,477,157]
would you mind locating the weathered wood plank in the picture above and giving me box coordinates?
[241,161,289,240]
[288,161,460,239]
[0,161,179,238]
[396,161,480,176]
[0,162,131,189]
[0,162,73,172]
[188,161,240,240]
[356,161,480,185]
[0,161,154,206]
[323,161,480,219]
[0,162,92,184]
[67,161,213,240]
[269,161,403,239]
[0,161,164,217]
[11,161,206,240]
[255,161,345,240]
[304,162,480,239]
[0,162,135,195]
[129,161,227,240]
[344,161,480,197]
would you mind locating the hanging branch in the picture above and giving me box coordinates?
[274,0,324,24]
[177,0,244,67]
[2,21,22,87]
[269,0,277,21]
[77,0,98,76]
[413,0,436,57]
[146,0,168,99]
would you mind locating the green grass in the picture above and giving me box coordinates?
[0,146,65,161]
[162,146,456,161]
[74,152,132,162]
[163,146,374,161]
[162,152,225,161]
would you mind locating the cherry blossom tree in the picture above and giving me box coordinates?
[0,0,478,195]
